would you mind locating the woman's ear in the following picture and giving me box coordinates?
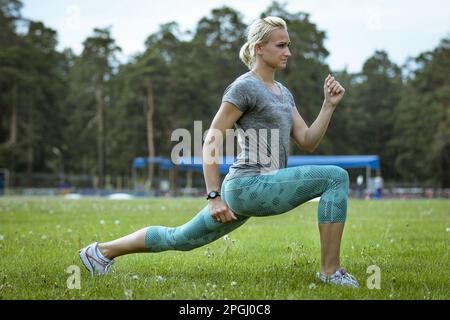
[255,43,263,55]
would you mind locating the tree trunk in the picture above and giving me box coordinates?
[27,103,34,177]
[8,83,18,187]
[145,78,156,189]
[7,83,18,147]
[95,86,105,189]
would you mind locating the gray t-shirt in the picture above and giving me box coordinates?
[222,71,295,182]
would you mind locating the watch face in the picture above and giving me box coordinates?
[208,191,219,199]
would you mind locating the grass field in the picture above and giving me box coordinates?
[0,197,448,300]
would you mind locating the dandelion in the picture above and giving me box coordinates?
[41,235,47,240]
[156,275,166,282]
[223,235,230,241]
[100,220,105,225]
[308,283,316,289]
[56,224,61,229]
[115,220,120,225]
[446,227,450,232]
[204,248,214,258]
[132,275,139,280]
[230,281,237,287]
[67,228,72,233]
[0,235,4,241]
[124,289,133,299]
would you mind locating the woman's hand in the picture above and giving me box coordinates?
[208,198,237,224]
[324,74,345,107]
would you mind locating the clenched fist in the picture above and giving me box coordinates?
[324,74,345,106]
[209,198,237,224]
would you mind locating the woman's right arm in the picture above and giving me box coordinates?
[203,101,243,224]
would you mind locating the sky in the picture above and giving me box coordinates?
[22,0,450,73]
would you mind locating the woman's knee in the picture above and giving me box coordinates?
[329,166,349,188]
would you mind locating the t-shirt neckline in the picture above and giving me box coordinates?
[248,71,283,98]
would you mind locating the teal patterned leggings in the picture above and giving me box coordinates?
[144,165,349,252]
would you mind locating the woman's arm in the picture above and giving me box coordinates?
[203,101,243,223]
[291,75,345,152]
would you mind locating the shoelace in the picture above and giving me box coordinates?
[343,273,358,284]
[335,271,359,286]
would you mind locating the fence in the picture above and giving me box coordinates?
[1,172,449,199]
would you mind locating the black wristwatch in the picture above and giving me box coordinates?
[206,191,221,200]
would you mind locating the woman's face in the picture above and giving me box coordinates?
[256,28,291,69]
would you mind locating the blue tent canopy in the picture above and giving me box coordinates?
[133,155,380,174]
[287,155,380,170]
[133,156,171,169]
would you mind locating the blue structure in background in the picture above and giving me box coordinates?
[0,169,9,196]
[0,174,4,195]
[132,155,380,192]
[133,155,380,172]
[287,155,380,170]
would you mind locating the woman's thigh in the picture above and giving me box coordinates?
[222,165,346,217]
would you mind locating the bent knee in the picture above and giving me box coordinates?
[329,166,349,187]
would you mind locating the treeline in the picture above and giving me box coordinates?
[0,0,449,188]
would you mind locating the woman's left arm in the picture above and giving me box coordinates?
[290,75,345,152]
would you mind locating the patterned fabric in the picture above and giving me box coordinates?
[223,165,348,223]
[144,165,349,252]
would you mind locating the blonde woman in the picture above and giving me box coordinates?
[79,16,359,288]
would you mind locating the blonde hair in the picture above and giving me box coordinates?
[239,16,288,70]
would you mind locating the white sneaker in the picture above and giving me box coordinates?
[316,267,359,288]
[79,242,114,276]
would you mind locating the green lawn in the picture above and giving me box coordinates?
[0,197,448,300]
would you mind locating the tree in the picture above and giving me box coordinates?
[390,38,450,186]
[114,49,166,188]
[351,51,403,178]
[74,28,121,189]
[0,0,23,178]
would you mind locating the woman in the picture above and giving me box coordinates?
[79,16,359,288]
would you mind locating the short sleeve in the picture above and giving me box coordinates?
[222,80,254,113]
